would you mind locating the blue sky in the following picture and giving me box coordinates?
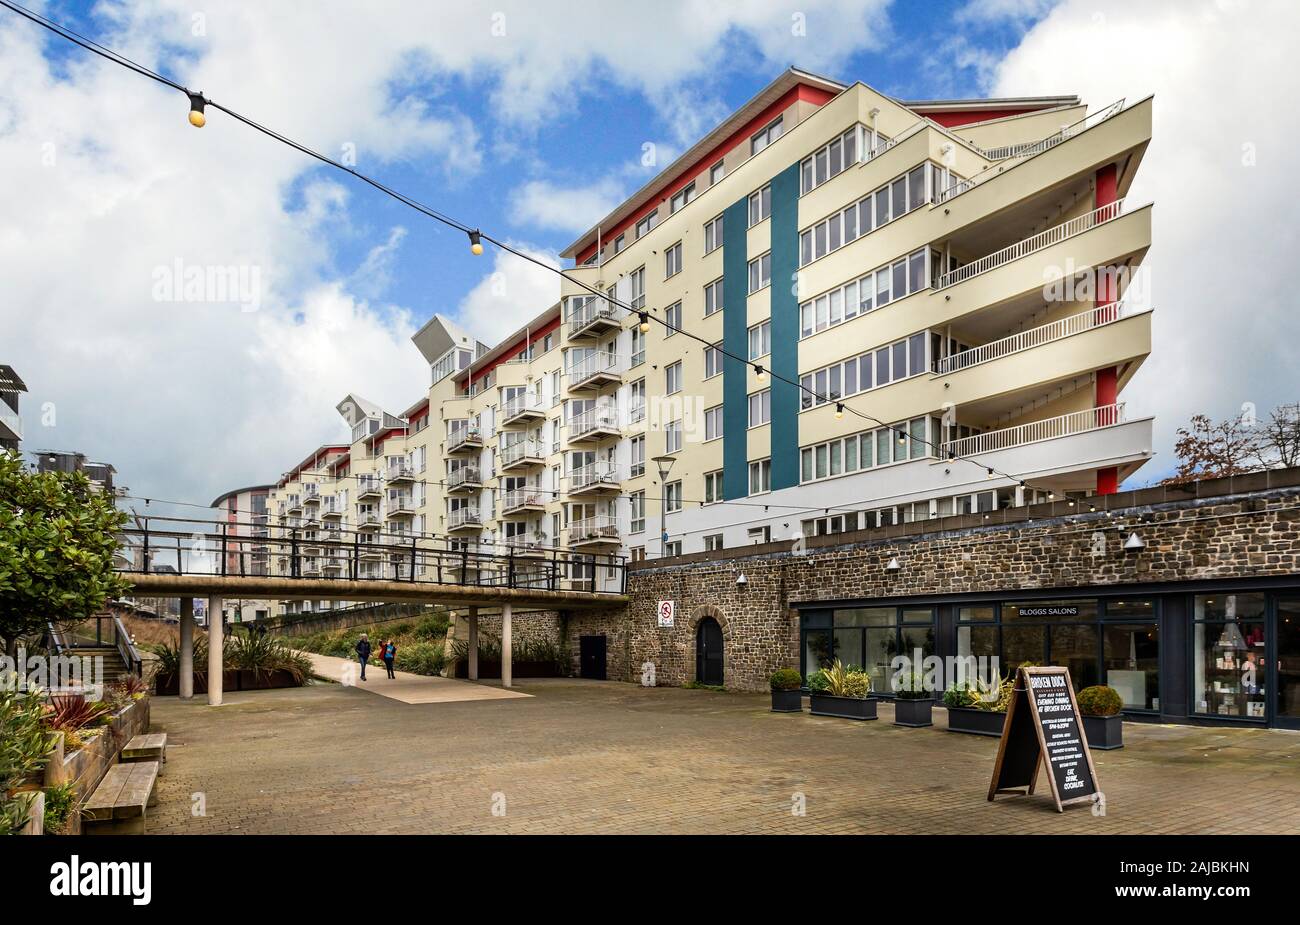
[3,0,1297,508]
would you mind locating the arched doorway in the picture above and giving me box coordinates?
[696,617,724,686]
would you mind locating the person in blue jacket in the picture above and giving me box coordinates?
[382,639,397,679]
[355,633,371,681]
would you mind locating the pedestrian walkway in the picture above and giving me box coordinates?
[303,652,531,705]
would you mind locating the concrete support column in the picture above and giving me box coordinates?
[501,603,512,689]
[179,597,194,700]
[207,596,224,706]
[467,607,479,681]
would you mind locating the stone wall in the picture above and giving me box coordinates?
[569,471,1300,692]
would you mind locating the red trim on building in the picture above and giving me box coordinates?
[918,107,1046,129]
[575,83,837,264]
[456,316,563,388]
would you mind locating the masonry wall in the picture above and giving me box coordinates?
[569,473,1300,692]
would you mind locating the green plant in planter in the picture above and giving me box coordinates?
[769,668,802,691]
[1077,685,1123,716]
[806,668,830,693]
[43,780,78,834]
[975,674,1015,712]
[0,687,53,835]
[893,669,930,700]
[821,660,871,699]
[943,681,977,708]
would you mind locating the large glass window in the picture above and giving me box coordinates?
[801,607,934,694]
[1192,592,1267,720]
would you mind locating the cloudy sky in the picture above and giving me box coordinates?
[2,0,1296,515]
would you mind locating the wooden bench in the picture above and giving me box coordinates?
[83,761,160,835]
[121,733,167,764]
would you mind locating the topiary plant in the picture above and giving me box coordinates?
[770,668,802,691]
[806,668,830,693]
[1077,685,1123,716]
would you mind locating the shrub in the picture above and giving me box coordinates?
[396,642,445,677]
[413,613,449,640]
[770,668,802,691]
[44,693,111,733]
[0,688,54,835]
[976,675,1015,712]
[43,780,78,834]
[806,668,830,693]
[893,669,930,700]
[1077,685,1123,716]
[819,660,871,699]
[943,682,977,708]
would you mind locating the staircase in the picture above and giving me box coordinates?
[66,647,136,685]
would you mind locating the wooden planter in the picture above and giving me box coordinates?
[770,689,803,712]
[892,697,934,727]
[945,706,1007,736]
[154,668,301,695]
[809,693,877,721]
[1082,713,1124,750]
[453,660,560,680]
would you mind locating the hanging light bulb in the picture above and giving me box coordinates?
[986,467,995,479]
[187,93,206,128]
[753,364,766,382]
[834,403,844,419]
[468,230,484,255]
[897,429,906,446]
[638,311,650,333]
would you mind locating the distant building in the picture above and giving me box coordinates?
[34,449,117,494]
[210,483,276,623]
[0,365,26,453]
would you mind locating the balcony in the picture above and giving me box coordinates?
[568,461,621,495]
[286,498,303,515]
[303,491,320,507]
[501,488,548,515]
[500,440,546,471]
[447,507,483,531]
[448,425,484,453]
[387,463,415,484]
[938,199,1127,290]
[566,405,621,444]
[504,535,547,557]
[446,465,483,492]
[566,351,621,391]
[357,512,382,531]
[386,494,415,517]
[943,403,1127,458]
[566,296,621,339]
[320,499,343,519]
[301,559,321,577]
[501,392,546,425]
[937,302,1137,375]
[358,542,383,560]
[566,515,620,547]
[322,555,345,572]
[356,480,381,500]
[0,402,21,443]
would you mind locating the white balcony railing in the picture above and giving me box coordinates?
[357,512,381,528]
[566,515,620,545]
[386,493,414,514]
[502,392,545,420]
[936,199,1126,290]
[566,297,619,336]
[566,351,620,386]
[942,403,1126,458]
[501,440,545,466]
[0,404,21,441]
[446,465,481,489]
[569,460,621,491]
[936,302,1136,374]
[357,478,381,497]
[505,535,546,555]
[387,462,414,481]
[567,405,620,439]
[448,506,482,529]
[448,425,483,451]
[501,488,547,513]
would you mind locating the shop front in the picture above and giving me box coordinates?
[798,581,1300,729]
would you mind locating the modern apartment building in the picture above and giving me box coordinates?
[261,68,1153,614]
[34,449,118,494]
[0,365,25,453]
[210,483,276,622]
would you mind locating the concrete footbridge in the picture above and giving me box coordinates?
[116,516,628,706]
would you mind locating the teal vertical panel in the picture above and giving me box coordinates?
[722,198,750,502]
[768,162,801,491]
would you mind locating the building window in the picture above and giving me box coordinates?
[665,480,683,513]
[704,343,723,379]
[630,435,645,477]
[748,458,771,494]
[665,301,682,336]
[799,331,932,408]
[635,211,658,239]
[747,252,771,293]
[665,420,683,453]
[704,278,724,316]
[799,418,938,484]
[802,512,859,537]
[748,525,771,544]
[748,390,771,428]
[628,266,645,310]
[670,182,695,213]
[703,470,724,504]
[1193,593,1265,719]
[799,163,931,267]
[710,160,725,184]
[704,533,724,551]
[630,491,645,533]
[803,606,936,693]
[800,126,865,195]
[750,116,783,155]
[704,406,723,442]
[612,234,625,255]
[664,540,683,557]
[629,379,646,423]
[747,184,772,227]
[665,241,683,278]
[748,320,771,360]
[630,327,646,366]
[630,546,646,562]
[666,361,682,395]
[799,247,939,337]
[703,214,724,254]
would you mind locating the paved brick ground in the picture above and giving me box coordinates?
[147,680,1300,834]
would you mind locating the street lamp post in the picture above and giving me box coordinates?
[652,454,676,558]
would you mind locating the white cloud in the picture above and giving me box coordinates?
[956,0,1060,26]
[511,178,627,235]
[988,0,1300,481]
[455,243,562,346]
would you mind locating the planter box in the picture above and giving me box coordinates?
[809,693,877,721]
[155,669,301,696]
[1082,713,1124,750]
[453,660,560,680]
[892,697,934,727]
[945,706,1007,736]
[771,689,803,712]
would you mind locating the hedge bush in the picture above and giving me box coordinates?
[1077,685,1123,716]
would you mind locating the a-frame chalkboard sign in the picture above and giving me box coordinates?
[987,666,1100,813]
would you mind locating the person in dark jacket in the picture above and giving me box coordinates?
[382,639,397,679]
[355,633,372,681]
